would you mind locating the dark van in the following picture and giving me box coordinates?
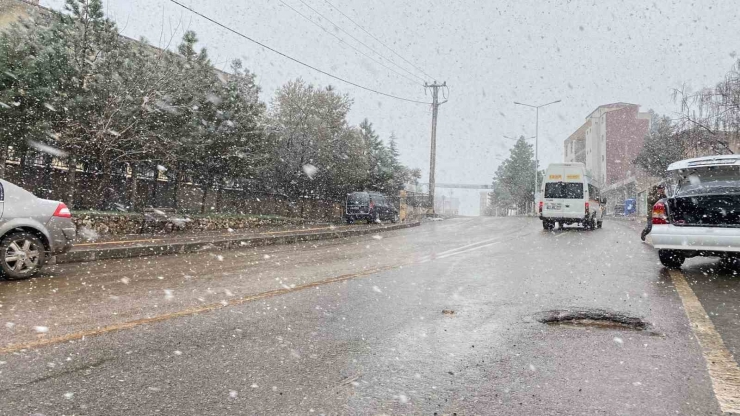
[345,192,399,224]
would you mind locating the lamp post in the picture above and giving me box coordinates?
[503,135,536,141]
[513,99,561,213]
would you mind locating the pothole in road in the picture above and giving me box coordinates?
[535,309,650,331]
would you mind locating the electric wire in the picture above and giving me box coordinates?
[166,0,432,104]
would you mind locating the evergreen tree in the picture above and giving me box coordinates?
[490,136,540,211]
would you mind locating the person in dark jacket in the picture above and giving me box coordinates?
[641,184,666,241]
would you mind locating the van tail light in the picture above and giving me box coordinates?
[539,201,543,214]
[53,202,72,218]
[652,200,668,224]
[585,202,589,214]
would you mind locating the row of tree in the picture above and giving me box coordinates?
[635,60,740,177]
[0,0,420,211]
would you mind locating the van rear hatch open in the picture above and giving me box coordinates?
[668,165,740,227]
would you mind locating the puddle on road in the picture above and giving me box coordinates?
[535,309,651,332]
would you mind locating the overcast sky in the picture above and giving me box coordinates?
[41,0,740,214]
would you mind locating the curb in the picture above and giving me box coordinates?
[56,222,421,264]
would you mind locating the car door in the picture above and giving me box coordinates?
[378,196,389,220]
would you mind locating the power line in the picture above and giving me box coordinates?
[294,0,427,84]
[322,0,437,81]
[277,0,421,87]
[165,0,431,105]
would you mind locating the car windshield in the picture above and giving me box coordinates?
[544,182,583,199]
[3,1,740,414]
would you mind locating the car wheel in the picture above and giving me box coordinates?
[597,221,603,229]
[391,213,399,223]
[346,217,354,225]
[0,232,46,280]
[658,250,685,269]
[718,257,740,270]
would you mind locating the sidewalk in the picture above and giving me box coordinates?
[56,221,420,264]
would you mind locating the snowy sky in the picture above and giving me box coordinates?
[41,0,740,215]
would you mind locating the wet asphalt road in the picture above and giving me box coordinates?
[0,217,737,415]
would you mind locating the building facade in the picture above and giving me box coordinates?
[564,103,651,188]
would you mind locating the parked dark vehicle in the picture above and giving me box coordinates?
[344,192,399,224]
[651,155,740,268]
[0,179,76,279]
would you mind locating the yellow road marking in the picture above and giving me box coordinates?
[0,263,405,355]
[669,269,740,414]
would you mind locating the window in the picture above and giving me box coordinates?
[545,182,583,199]
[588,184,600,199]
[347,192,368,205]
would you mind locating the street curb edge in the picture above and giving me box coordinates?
[55,222,421,264]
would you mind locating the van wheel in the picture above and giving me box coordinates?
[659,250,685,269]
[542,220,554,230]
[0,232,46,280]
[585,218,595,230]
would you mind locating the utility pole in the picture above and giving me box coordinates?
[426,81,447,215]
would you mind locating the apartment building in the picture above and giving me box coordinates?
[564,103,651,188]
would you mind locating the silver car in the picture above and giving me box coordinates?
[0,179,76,279]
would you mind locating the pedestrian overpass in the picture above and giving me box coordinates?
[419,183,492,190]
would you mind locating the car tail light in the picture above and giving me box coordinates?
[539,201,543,214]
[369,201,375,209]
[53,202,72,218]
[585,201,589,214]
[652,201,668,224]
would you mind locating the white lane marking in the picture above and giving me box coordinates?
[437,242,500,259]
[669,270,740,414]
[434,237,503,257]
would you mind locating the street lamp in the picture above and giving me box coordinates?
[513,99,561,213]
[503,135,536,141]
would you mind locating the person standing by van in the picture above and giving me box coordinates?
[641,184,666,241]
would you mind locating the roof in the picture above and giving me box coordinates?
[585,102,637,119]
[667,155,740,171]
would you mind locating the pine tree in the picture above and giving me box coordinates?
[490,136,540,212]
